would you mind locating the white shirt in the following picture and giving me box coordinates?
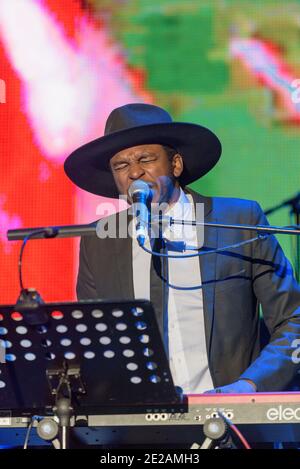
[132,189,213,394]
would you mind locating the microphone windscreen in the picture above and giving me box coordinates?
[128,180,151,199]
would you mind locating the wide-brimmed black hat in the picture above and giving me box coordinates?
[64,103,222,198]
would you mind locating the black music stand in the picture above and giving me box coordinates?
[0,299,179,448]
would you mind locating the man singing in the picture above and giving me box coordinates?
[64,103,300,394]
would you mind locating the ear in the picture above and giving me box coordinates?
[172,153,184,178]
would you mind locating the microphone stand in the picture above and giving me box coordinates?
[7,220,300,241]
[264,193,300,283]
[168,220,300,237]
[7,224,97,240]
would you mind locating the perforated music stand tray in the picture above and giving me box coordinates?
[0,299,179,417]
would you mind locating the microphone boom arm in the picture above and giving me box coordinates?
[7,219,300,242]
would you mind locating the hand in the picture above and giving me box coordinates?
[204,379,257,394]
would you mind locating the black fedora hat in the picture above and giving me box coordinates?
[64,103,222,198]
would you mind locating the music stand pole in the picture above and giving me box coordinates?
[55,396,73,450]
[48,362,76,450]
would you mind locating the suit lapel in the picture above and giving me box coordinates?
[188,189,217,361]
[114,210,134,298]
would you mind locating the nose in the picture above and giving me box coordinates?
[128,161,145,180]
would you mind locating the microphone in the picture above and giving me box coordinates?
[128,180,152,247]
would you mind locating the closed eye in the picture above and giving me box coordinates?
[140,157,156,163]
[112,155,157,170]
[113,163,128,171]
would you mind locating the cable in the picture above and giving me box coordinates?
[218,411,251,450]
[140,235,263,290]
[23,420,34,449]
[18,228,58,292]
[18,231,46,291]
[23,415,42,449]
[140,235,267,259]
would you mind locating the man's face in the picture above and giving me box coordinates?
[109,144,183,204]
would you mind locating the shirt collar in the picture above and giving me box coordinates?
[166,187,193,221]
